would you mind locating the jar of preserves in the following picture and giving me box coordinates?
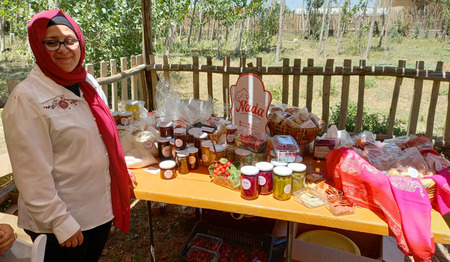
[125,100,141,121]
[252,151,268,164]
[209,144,225,163]
[119,111,133,125]
[201,140,212,167]
[174,128,187,150]
[194,132,208,156]
[188,127,202,144]
[234,148,253,168]
[255,161,274,195]
[110,111,119,125]
[225,144,236,162]
[157,137,171,161]
[187,147,199,170]
[225,124,238,144]
[158,121,174,138]
[288,163,307,194]
[273,166,292,201]
[159,160,177,180]
[240,165,260,200]
[176,150,189,174]
[170,138,176,160]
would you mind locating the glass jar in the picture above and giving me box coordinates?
[225,144,236,162]
[240,165,260,200]
[174,128,187,150]
[170,138,176,160]
[176,150,189,174]
[187,147,199,170]
[188,127,202,144]
[110,111,119,125]
[235,148,253,168]
[255,161,274,195]
[273,166,292,201]
[209,144,225,163]
[201,140,213,167]
[159,160,177,180]
[252,151,268,165]
[158,121,174,138]
[194,132,208,156]
[119,111,133,125]
[288,163,307,194]
[157,137,171,161]
[226,124,238,144]
[125,100,141,121]
[271,158,288,168]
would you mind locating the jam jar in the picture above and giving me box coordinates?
[119,111,133,125]
[159,160,177,180]
[170,138,176,160]
[255,161,274,195]
[225,124,238,144]
[288,163,307,194]
[158,121,174,138]
[176,150,190,174]
[110,111,120,125]
[157,137,171,161]
[174,128,187,150]
[273,166,292,201]
[201,140,213,167]
[187,147,199,170]
[240,165,260,200]
[209,144,225,163]
[194,132,208,156]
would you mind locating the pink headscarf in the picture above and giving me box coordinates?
[28,9,130,233]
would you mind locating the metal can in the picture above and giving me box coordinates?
[288,163,307,194]
[187,147,199,170]
[255,161,274,195]
[174,128,187,150]
[273,166,292,201]
[240,165,260,200]
[176,150,189,174]
[157,137,171,161]
[201,140,212,167]
[159,160,177,180]
[125,100,141,121]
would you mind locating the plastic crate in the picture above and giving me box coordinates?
[180,220,274,262]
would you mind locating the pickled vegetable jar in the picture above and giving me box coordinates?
[255,161,274,195]
[176,150,189,174]
[288,163,307,194]
[240,165,260,200]
[273,166,292,200]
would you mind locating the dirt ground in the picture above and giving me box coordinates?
[98,199,450,262]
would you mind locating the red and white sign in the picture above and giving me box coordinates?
[230,74,272,133]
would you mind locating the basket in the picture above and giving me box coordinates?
[268,120,324,145]
[180,220,274,262]
[420,178,436,203]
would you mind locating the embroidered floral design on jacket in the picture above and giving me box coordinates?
[43,97,78,110]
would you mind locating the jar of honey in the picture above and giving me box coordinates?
[159,160,177,180]
[201,140,212,167]
[176,150,189,174]
[119,111,133,125]
[187,147,199,170]
[110,111,119,125]
[209,144,225,163]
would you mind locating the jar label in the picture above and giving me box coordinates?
[121,117,129,125]
[284,184,291,194]
[226,134,235,143]
[175,139,183,147]
[202,154,208,162]
[162,146,171,157]
[242,179,251,190]
[258,176,267,186]
[189,156,196,164]
[164,170,173,179]
[144,141,153,150]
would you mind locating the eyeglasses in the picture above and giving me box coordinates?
[42,39,80,51]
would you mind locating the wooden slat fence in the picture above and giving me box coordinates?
[4,55,450,151]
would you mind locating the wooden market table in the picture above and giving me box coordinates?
[132,157,450,261]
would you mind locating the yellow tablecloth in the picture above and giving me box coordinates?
[132,158,450,244]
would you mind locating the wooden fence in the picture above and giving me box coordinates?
[5,55,450,151]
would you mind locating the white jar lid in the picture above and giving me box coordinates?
[176,150,189,158]
[288,163,306,172]
[201,140,212,147]
[187,147,199,153]
[174,128,186,134]
[240,165,259,176]
[255,161,274,172]
[188,127,202,136]
[274,166,292,176]
[157,137,170,142]
[159,160,176,169]
[210,144,225,152]
[271,158,288,167]
[226,124,237,130]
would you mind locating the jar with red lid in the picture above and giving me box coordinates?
[255,161,274,195]
[240,166,260,200]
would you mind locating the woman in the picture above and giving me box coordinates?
[2,9,136,261]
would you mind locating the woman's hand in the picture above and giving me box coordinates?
[128,169,138,188]
[0,224,15,252]
[60,229,83,248]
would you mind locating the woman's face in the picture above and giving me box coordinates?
[43,24,81,73]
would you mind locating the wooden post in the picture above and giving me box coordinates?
[110,59,118,111]
[86,63,94,76]
[193,56,199,99]
[163,55,170,82]
[256,57,263,79]
[131,56,138,100]
[338,59,351,130]
[137,54,146,103]
[121,57,129,103]
[100,61,108,100]
[223,57,230,119]
[354,59,366,133]
[322,59,334,128]
[149,55,158,102]
[292,59,301,107]
[207,56,213,99]
[282,58,290,104]
[407,61,424,136]
[142,0,154,111]
[444,81,450,142]
[426,61,443,138]
[306,59,314,112]
[387,60,405,136]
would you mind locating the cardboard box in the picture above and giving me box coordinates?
[273,221,405,262]
[0,149,12,176]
